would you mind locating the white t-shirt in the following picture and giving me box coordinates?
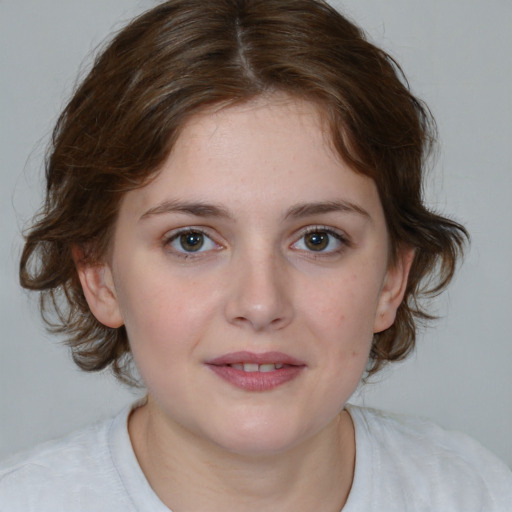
[1,403,511,511]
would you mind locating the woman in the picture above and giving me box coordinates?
[2,1,511,510]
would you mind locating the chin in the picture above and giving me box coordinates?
[206,414,318,458]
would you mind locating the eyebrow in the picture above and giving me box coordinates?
[140,200,233,221]
[284,200,370,220]
[140,199,370,222]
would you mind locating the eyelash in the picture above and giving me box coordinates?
[163,228,221,259]
[291,226,352,257]
[162,225,352,259]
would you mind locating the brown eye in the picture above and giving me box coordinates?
[179,232,204,252]
[166,229,219,256]
[304,231,329,251]
[291,228,347,255]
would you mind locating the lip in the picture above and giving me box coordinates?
[207,351,306,366]
[205,351,306,392]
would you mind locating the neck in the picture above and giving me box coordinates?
[128,398,355,512]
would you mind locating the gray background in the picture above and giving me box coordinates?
[1,0,511,466]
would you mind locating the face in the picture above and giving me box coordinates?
[80,96,410,456]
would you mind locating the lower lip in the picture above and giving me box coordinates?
[206,365,304,392]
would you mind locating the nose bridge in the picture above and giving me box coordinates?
[225,240,293,331]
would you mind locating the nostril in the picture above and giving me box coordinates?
[224,265,294,331]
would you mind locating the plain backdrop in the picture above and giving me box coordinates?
[1,0,511,467]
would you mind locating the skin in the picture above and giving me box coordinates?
[77,95,413,511]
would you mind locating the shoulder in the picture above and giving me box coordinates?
[346,405,512,511]
[0,409,132,512]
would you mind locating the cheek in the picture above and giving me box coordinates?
[307,272,382,333]
[117,282,211,394]
[115,269,217,354]
[300,271,380,383]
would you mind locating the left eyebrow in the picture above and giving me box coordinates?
[284,200,371,220]
[140,200,233,221]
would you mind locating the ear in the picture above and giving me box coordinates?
[72,246,124,328]
[373,247,414,333]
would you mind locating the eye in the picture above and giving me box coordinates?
[292,227,348,254]
[166,229,219,254]
[303,231,330,251]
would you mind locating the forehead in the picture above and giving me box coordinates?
[118,95,383,222]
[177,95,332,165]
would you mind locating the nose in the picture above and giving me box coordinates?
[224,249,294,332]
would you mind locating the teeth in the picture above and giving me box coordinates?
[229,363,285,372]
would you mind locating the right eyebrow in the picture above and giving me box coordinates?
[139,200,233,221]
[284,200,371,221]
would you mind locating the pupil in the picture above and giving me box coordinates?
[305,232,328,251]
[180,232,204,252]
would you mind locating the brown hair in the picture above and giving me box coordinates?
[20,0,468,384]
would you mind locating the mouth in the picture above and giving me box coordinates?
[205,351,306,391]
[227,362,285,372]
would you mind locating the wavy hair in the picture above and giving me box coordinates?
[20,0,468,384]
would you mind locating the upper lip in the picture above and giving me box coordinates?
[206,351,306,366]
